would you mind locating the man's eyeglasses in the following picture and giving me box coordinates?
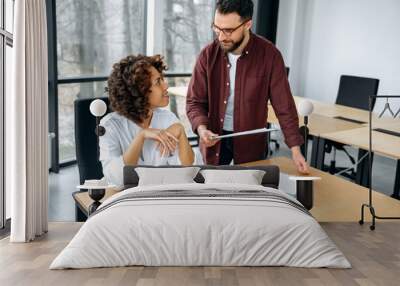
[211,19,250,37]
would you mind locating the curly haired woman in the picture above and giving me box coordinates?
[100,54,203,186]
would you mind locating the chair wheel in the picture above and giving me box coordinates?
[358,220,364,225]
[370,225,375,231]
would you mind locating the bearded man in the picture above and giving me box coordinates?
[186,0,309,174]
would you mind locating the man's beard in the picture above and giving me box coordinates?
[219,33,245,53]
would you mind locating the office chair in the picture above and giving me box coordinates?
[324,75,379,178]
[74,97,111,185]
[268,67,290,155]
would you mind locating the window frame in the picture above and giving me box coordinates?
[1,0,13,231]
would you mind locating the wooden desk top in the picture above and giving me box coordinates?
[287,96,400,129]
[268,111,362,136]
[368,121,400,131]
[243,156,400,222]
[322,126,400,159]
[292,96,399,126]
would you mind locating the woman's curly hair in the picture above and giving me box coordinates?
[106,54,167,123]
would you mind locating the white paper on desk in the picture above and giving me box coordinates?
[211,127,279,140]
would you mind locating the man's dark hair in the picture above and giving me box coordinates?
[216,0,254,20]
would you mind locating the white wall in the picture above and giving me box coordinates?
[276,0,400,113]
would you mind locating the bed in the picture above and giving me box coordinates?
[50,165,350,269]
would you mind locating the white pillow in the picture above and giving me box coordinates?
[135,167,200,186]
[200,169,266,185]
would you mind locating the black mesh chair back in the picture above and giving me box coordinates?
[325,75,379,179]
[74,97,110,184]
[335,75,379,110]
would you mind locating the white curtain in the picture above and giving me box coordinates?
[7,0,48,242]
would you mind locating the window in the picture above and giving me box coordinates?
[56,0,146,78]
[50,0,214,167]
[158,0,214,73]
[159,0,214,137]
[55,0,146,163]
[1,0,14,230]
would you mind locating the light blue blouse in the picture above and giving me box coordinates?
[99,108,203,186]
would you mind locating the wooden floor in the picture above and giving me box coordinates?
[1,222,400,286]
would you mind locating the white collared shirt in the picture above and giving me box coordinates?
[99,108,203,186]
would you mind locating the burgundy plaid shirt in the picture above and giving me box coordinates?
[186,32,303,165]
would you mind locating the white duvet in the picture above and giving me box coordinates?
[50,183,350,269]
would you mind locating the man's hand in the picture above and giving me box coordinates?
[197,125,219,147]
[291,146,310,174]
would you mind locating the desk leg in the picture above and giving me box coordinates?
[391,159,400,199]
[310,136,321,168]
[266,122,271,156]
[313,137,326,170]
[75,204,87,222]
[355,149,374,188]
[296,180,314,210]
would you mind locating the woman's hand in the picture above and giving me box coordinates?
[159,123,185,157]
[141,128,179,157]
[166,123,195,165]
[165,123,185,139]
